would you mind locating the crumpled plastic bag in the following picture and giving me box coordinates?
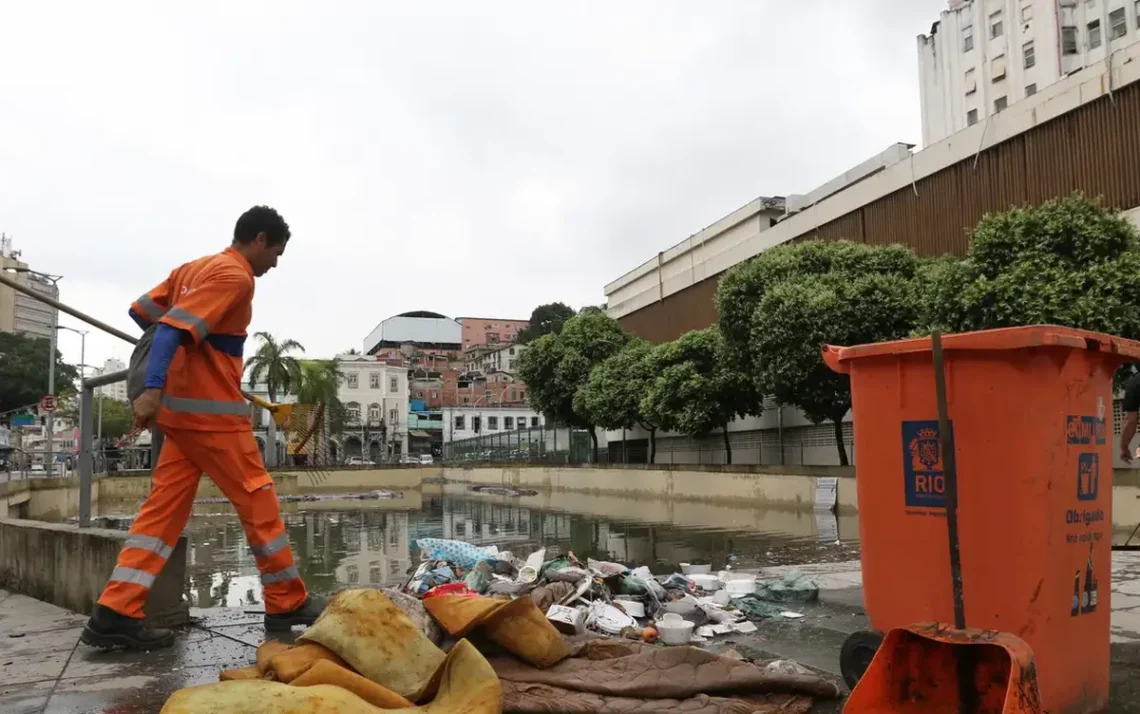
[487,579,533,596]
[464,561,494,595]
[733,594,785,620]
[529,581,577,613]
[545,566,590,584]
[415,538,498,568]
[661,599,708,626]
[587,558,628,578]
[755,570,819,603]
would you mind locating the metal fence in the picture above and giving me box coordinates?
[443,426,601,464]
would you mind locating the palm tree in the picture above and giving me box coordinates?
[245,333,305,467]
[296,360,347,465]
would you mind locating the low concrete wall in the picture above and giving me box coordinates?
[97,472,302,501]
[277,467,434,492]
[441,464,861,513]
[0,475,101,522]
[0,518,188,626]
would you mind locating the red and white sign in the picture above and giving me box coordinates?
[38,394,57,414]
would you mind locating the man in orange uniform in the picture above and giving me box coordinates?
[81,206,325,651]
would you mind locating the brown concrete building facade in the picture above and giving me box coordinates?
[606,42,1140,344]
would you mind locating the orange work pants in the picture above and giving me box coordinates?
[98,427,308,619]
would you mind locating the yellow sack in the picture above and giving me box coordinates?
[423,595,571,669]
[299,589,446,700]
[291,659,414,709]
[161,640,501,714]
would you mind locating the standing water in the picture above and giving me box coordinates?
[98,490,861,609]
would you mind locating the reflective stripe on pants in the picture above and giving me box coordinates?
[98,428,307,619]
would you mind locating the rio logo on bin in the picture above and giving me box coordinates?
[1077,453,1099,501]
[902,420,954,509]
[1066,416,1106,445]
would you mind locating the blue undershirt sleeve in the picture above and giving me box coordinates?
[144,324,184,390]
[128,307,150,331]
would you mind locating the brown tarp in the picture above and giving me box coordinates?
[491,639,842,714]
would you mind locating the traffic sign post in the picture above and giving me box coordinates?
[38,394,57,415]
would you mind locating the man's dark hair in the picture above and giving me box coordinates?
[233,205,291,246]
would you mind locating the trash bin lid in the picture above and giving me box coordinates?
[824,325,1140,370]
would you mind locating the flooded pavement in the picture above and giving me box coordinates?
[96,490,861,610]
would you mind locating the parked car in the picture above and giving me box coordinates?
[419,453,434,465]
[346,457,374,467]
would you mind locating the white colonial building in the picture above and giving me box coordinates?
[918,0,1140,145]
[335,354,410,462]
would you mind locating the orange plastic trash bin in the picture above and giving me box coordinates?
[823,326,1140,714]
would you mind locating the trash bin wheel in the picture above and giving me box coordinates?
[839,630,883,690]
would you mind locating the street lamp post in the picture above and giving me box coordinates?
[58,326,89,476]
[4,267,64,476]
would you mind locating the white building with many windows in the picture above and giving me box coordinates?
[918,0,1140,145]
[91,358,129,402]
[464,342,527,376]
[442,406,544,444]
[335,354,410,462]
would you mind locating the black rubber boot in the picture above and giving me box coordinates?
[80,605,175,651]
[265,596,327,632]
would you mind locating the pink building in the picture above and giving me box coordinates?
[457,317,529,352]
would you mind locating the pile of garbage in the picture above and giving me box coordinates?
[163,586,843,713]
[403,538,820,646]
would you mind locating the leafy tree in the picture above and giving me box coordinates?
[516,310,630,461]
[57,397,133,442]
[717,239,920,464]
[245,333,305,466]
[574,339,660,463]
[917,193,1140,344]
[718,240,919,364]
[0,331,80,415]
[295,359,348,465]
[751,273,918,465]
[641,327,754,465]
[516,303,576,344]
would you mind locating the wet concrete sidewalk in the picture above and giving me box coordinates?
[0,595,285,714]
[2,552,1140,713]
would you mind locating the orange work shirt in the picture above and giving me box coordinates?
[130,247,255,432]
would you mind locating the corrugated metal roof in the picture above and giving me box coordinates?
[364,315,462,353]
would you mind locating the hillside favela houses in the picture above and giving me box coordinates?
[352,311,538,462]
[604,34,1140,467]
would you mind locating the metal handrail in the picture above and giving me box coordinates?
[0,272,138,345]
[2,271,149,527]
[82,369,129,389]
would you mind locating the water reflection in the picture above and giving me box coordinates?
[118,495,859,610]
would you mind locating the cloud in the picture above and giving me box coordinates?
[0,0,946,368]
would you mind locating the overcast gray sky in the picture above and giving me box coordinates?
[0,0,946,370]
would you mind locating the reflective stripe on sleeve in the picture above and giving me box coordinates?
[250,533,290,559]
[161,395,249,416]
[110,567,157,588]
[165,306,211,339]
[124,534,174,560]
[261,565,300,585]
[135,294,165,321]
